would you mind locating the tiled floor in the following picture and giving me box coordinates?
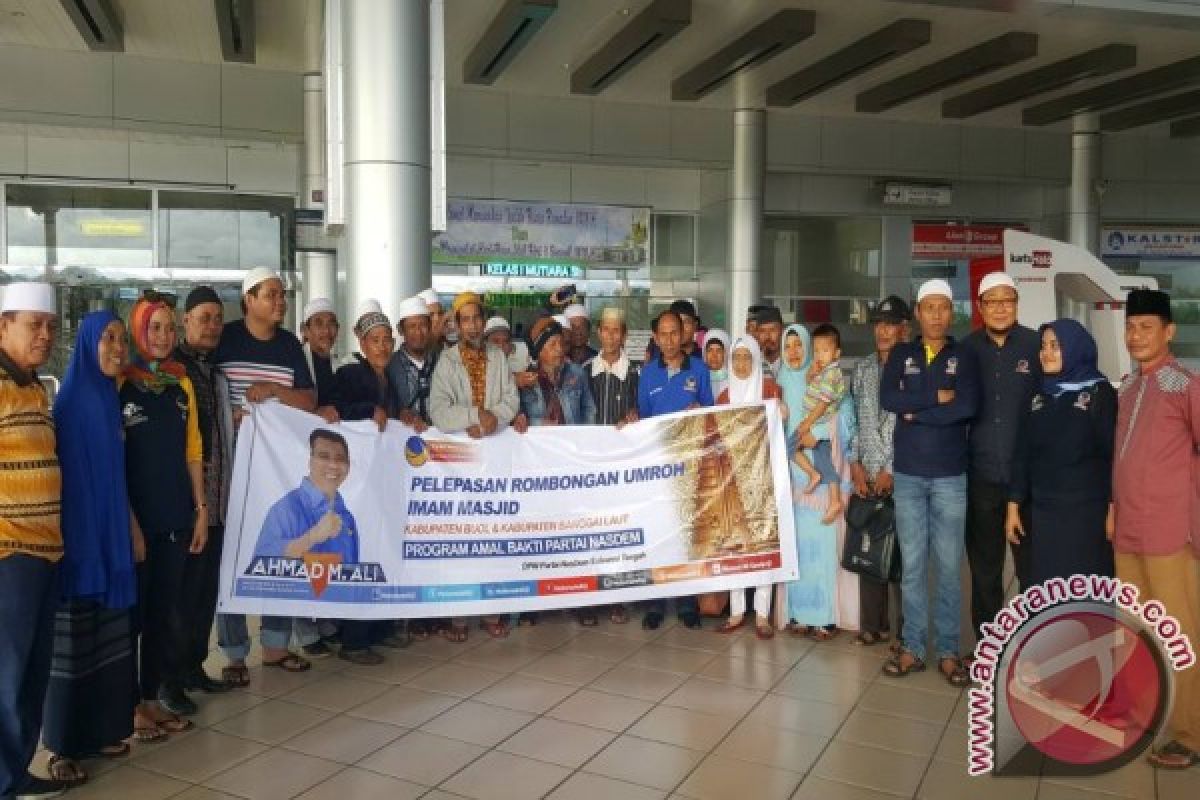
[37,614,1199,800]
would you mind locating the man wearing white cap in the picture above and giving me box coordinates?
[485,315,531,377]
[0,282,69,799]
[563,304,597,366]
[214,268,319,681]
[386,296,438,432]
[880,279,979,688]
[417,289,446,353]
[959,271,1040,647]
[301,297,340,424]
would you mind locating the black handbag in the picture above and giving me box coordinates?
[841,493,902,584]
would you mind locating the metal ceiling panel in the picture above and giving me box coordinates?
[857,31,1038,113]
[214,0,256,63]
[57,0,123,52]
[765,19,931,108]
[671,9,814,102]
[1098,88,1200,132]
[943,43,1135,119]
[463,0,558,85]
[1023,55,1200,125]
[570,0,692,95]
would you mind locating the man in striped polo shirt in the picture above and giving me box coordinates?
[214,268,318,683]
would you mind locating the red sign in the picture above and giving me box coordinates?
[912,224,1023,260]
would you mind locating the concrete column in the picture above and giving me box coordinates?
[727,108,765,334]
[1068,112,1101,254]
[296,0,336,329]
[342,0,431,323]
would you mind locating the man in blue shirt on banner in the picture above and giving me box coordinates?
[637,308,714,630]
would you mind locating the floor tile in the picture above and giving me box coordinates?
[203,748,342,800]
[813,740,932,797]
[713,721,828,773]
[627,705,739,751]
[583,735,705,791]
[413,634,490,661]
[836,709,946,757]
[405,663,507,697]
[513,623,580,650]
[242,665,327,698]
[1159,766,1200,800]
[589,664,689,702]
[352,653,441,685]
[695,654,793,690]
[675,753,804,800]
[472,673,579,713]
[795,647,888,683]
[212,698,333,745]
[771,669,872,706]
[356,730,485,786]
[63,765,188,800]
[452,640,546,672]
[345,685,461,727]
[420,700,536,747]
[441,750,572,800]
[282,673,392,712]
[791,776,907,800]
[918,759,1037,800]
[553,631,646,662]
[282,714,405,763]
[189,689,269,728]
[132,729,268,783]
[654,626,736,653]
[660,676,764,717]
[623,643,717,674]
[1040,757,1156,799]
[421,792,472,800]
[856,682,959,724]
[294,766,427,800]
[742,693,851,737]
[170,788,245,800]
[498,717,616,768]
[545,771,667,800]
[547,688,654,732]
[723,632,812,665]
[518,653,614,686]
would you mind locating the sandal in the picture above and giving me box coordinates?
[786,623,810,637]
[482,619,511,638]
[441,624,469,643]
[1148,740,1200,770]
[47,755,87,787]
[262,653,311,673]
[808,626,837,642]
[755,621,776,640]
[883,650,927,677]
[409,620,431,641]
[99,742,130,759]
[579,611,599,627]
[715,616,745,634]
[938,657,971,688]
[133,722,167,744]
[855,631,890,646]
[157,715,193,734]
[609,606,629,625]
[221,664,251,687]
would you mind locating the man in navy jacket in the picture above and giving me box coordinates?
[880,279,978,687]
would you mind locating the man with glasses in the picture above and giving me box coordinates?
[960,272,1040,650]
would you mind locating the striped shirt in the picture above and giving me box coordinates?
[0,350,62,561]
[215,320,313,410]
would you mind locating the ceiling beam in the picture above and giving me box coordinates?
[57,0,123,52]
[1098,88,1200,132]
[215,0,256,64]
[671,9,814,102]
[943,43,1135,119]
[1170,115,1200,138]
[1023,55,1200,125]
[765,19,931,108]
[464,0,558,85]
[571,0,692,95]
[857,31,1038,113]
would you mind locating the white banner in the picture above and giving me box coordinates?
[219,402,798,619]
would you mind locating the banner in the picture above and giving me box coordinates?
[218,402,798,619]
[912,223,1025,260]
[433,198,650,268]
[1102,226,1200,260]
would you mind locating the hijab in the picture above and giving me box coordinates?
[727,335,764,404]
[123,298,186,392]
[703,329,731,397]
[54,311,136,609]
[1039,318,1107,396]
[775,323,812,437]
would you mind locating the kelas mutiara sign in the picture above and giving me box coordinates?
[218,402,798,619]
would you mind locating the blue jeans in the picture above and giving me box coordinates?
[0,556,58,797]
[216,614,309,661]
[893,472,967,662]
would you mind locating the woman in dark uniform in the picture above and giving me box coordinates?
[1006,318,1116,584]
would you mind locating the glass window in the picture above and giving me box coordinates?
[1106,257,1200,363]
[158,191,293,270]
[6,185,153,268]
[652,213,696,280]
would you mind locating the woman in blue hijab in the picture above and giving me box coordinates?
[42,311,139,784]
[1005,318,1115,584]
[776,324,859,638]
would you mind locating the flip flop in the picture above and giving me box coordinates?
[133,723,167,744]
[481,619,510,638]
[157,715,193,734]
[883,651,927,677]
[715,617,746,634]
[262,653,311,673]
[754,621,776,640]
[1148,740,1200,770]
[609,606,629,625]
[46,755,87,787]
[99,742,131,759]
[221,664,251,687]
[938,657,971,688]
[441,624,468,643]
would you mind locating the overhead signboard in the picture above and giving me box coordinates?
[483,262,585,279]
[884,182,953,207]
[1102,226,1200,260]
[435,199,650,268]
[912,223,1024,260]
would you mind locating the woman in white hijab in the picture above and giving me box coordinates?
[715,335,783,639]
[703,329,731,400]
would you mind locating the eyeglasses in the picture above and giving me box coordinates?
[980,298,1017,309]
[142,289,178,309]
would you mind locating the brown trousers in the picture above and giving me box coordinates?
[1115,550,1200,752]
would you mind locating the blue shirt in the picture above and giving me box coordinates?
[253,477,360,564]
[637,353,714,418]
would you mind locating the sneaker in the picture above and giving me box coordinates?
[157,683,198,716]
[302,641,334,659]
[186,668,232,694]
[16,773,67,799]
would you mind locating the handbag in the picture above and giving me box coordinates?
[841,493,902,583]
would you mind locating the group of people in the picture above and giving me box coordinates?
[1,266,1198,800]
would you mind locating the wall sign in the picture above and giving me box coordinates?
[912,224,1024,260]
[483,262,585,279]
[1102,227,1200,260]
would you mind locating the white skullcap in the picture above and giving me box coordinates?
[564,303,588,320]
[302,297,335,325]
[396,296,430,321]
[418,288,441,307]
[355,298,383,320]
[484,316,510,335]
[242,266,280,296]
[0,282,55,314]
[916,279,953,304]
[552,314,570,329]
[598,307,625,324]
[977,272,1017,297]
